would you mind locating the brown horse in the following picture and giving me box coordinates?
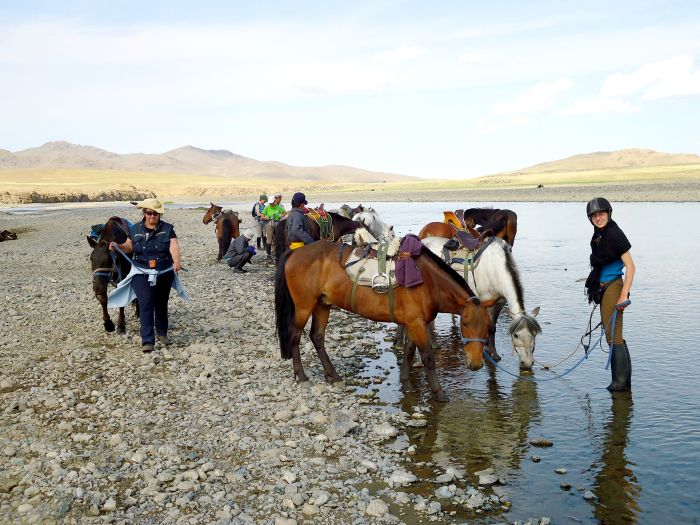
[274,241,491,401]
[203,203,241,260]
[87,217,138,333]
[273,212,363,264]
[463,208,518,247]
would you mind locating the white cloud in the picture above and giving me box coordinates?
[458,52,487,65]
[560,96,638,115]
[492,78,573,116]
[372,44,427,64]
[601,56,700,100]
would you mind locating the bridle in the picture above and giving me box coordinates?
[92,246,122,287]
[460,296,489,346]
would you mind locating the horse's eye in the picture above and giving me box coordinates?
[513,334,519,339]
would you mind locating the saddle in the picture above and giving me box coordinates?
[344,238,402,292]
[305,209,333,240]
[445,236,493,282]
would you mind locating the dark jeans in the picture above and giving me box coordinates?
[226,251,253,269]
[132,272,175,345]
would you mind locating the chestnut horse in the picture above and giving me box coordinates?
[418,208,518,247]
[273,212,364,264]
[202,203,241,260]
[274,241,491,401]
[87,217,138,332]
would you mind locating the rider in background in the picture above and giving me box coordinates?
[253,194,268,250]
[287,192,315,250]
[261,193,285,259]
[584,197,636,392]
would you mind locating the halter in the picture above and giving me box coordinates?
[92,250,122,286]
[461,337,489,344]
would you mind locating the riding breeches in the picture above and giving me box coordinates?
[600,278,624,345]
[132,272,175,345]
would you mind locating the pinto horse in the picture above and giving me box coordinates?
[274,241,491,401]
[87,217,138,333]
[273,212,363,264]
[202,203,241,260]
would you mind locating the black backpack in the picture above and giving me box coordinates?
[251,203,257,218]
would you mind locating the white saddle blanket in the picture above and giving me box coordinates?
[345,248,399,290]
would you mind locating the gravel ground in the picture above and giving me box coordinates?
[0,208,531,525]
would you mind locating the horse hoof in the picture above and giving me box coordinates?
[295,375,309,383]
[104,321,115,332]
[434,390,449,402]
[116,325,126,334]
[326,375,342,384]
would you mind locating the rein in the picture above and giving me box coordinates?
[484,300,631,383]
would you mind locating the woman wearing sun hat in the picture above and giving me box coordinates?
[109,198,186,353]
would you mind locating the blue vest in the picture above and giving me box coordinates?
[130,220,174,270]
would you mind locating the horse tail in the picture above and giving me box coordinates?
[275,249,295,360]
[220,217,232,256]
[274,219,287,265]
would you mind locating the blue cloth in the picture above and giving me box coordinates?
[600,259,624,283]
[108,263,189,309]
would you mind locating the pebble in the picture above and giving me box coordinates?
[583,490,597,501]
[366,498,389,517]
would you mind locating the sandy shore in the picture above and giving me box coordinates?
[0,209,526,524]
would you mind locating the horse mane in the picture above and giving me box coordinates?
[420,246,479,300]
[509,310,542,335]
[499,239,526,314]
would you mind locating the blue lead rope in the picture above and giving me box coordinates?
[484,300,630,382]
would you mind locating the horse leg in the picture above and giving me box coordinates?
[392,324,405,349]
[97,294,115,332]
[309,305,341,383]
[430,319,440,349]
[399,336,418,391]
[407,322,447,402]
[485,305,502,361]
[116,306,126,334]
[289,326,309,383]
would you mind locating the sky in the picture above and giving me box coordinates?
[2,0,700,178]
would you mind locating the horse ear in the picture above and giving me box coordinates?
[87,235,97,248]
[480,298,498,309]
[531,306,540,317]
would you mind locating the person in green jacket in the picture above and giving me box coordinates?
[261,193,286,259]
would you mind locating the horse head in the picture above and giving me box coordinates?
[504,306,541,370]
[203,203,222,225]
[352,211,395,242]
[459,297,491,371]
[87,236,113,299]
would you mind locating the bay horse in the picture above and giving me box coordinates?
[274,241,491,401]
[463,208,518,247]
[421,235,541,369]
[87,217,138,333]
[203,203,241,260]
[273,212,364,264]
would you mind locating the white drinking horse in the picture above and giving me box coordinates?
[352,210,395,243]
[421,235,541,370]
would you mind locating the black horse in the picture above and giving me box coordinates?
[87,217,138,332]
[273,212,364,264]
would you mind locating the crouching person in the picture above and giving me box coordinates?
[224,230,255,273]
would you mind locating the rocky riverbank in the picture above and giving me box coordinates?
[0,188,156,205]
[0,208,552,524]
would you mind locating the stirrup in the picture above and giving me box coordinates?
[371,272,390,293]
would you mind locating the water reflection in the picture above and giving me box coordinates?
[403,343,541,475]
[594,393,640,524]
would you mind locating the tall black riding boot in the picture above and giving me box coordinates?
[256,237,262,250]
[623,339,632,389]
[607,343,631,392]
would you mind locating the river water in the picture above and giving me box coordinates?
[354,201,700,524]
[6,200,698,523]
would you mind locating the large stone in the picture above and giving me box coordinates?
[366,498,389,517]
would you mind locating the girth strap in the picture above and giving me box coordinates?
[377,243,394,323]
[350,267,365,312]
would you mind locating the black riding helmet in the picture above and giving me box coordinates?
[586,197,612,218]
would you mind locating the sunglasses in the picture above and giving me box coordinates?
[144,210,160,216]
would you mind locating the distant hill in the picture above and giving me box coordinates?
[0,141,413,183]
[511,148,700,174]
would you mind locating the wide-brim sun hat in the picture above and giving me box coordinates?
[273,193,282,198]
[136,198,165,215]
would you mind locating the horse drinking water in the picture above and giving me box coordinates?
[421,235,541,369]
[274,240,491,401]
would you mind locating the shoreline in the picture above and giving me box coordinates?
[1,181,699,209]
